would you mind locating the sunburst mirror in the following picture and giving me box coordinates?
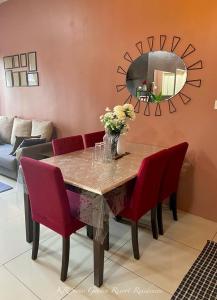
[116,35,203,116]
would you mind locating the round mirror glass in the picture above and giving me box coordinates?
[126,51,187,102]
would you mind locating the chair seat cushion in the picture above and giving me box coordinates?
[0,144,17,171]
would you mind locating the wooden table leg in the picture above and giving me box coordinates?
[103,219,109,251]
[86,225,94,239]
[94,237,104,287]
[24,193,33,243]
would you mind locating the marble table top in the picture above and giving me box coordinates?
[43,143,164,195]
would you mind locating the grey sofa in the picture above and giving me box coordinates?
[0,116,53,180]
[0,143,18,179]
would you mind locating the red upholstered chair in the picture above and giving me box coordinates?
[52,135,84,156]
[157,142,189,235]
[20,157,85,282]
[84,131,105,148]
[118,149,169,259]
[52,134,94,243]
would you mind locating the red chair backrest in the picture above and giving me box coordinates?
[129,149,169,221]
[52,135,84,156]
[84,131,105,148]
[20,157,74,237]
[160,142,189,201]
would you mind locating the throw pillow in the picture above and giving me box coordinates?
[0,116,14,144]
[13,138,46,156]
[11,118,32,145]
[19,138,46,148]
[31,120,53,141]
[10,135,41,156]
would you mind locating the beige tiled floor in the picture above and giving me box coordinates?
[0,175,216,300]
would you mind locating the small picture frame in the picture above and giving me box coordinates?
[20,71,28,87]
[12,71,20,87]
[27,72,39,86]
[20,53,27,67]
[3,56,13,69]
[5,70,13,87]
[13,55,20,68]
[28,52,37,71]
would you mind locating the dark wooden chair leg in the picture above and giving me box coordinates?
[103,219,109,251]
[24,193,33,243]
[151,207,158,240]
[94,238,104,287]
[157,202,164,235]
[170,192,178,221]
[61,237,70,282]
[32,221,40,260]
[115,215,122,222]
[131,221,140,260]
[86,225,94,240]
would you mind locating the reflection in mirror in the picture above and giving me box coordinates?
[126,51,187,102]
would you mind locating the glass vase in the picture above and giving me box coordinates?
[109,133,120,158]
[103,132,120,160]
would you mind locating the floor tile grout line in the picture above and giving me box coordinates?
[211,231,217,240]
[60,239,132,300]
[3,265,42,300]
[2,234,56,267]
[129,219,213,252]
[159,234,207,252]
[68,256,172,297]
[109,230,201,258]
[60,271,94,300]
[108,257,172,296]
[106,237,132,258]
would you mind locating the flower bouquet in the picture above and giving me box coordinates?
[100,104,135,158]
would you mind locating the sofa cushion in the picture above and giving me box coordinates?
[11,118,32,145]
[0,144,17,171]
[0,116,14,144]
[31,120,53,141]
[10,135,41,156]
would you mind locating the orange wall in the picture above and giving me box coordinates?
[0,0,216,222]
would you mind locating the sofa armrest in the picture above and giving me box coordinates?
[16,142,53,162]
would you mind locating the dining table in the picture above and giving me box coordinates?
[21,142,164,287]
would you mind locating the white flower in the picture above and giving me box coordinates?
[100,103,136,134]
[114,105,124,113]
[123,103,134,111]
[115,110,126,121]
[105,107,110,112]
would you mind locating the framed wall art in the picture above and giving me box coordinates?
[20,71,28,87]
[13,55,20,68]
[20,53,27,67]
[28,52,37,71]
[5,70,13,87]
[12,71,20,87]
[27,72,39,86]
[3,56,13,69]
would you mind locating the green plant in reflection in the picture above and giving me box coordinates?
[149,91,163,103]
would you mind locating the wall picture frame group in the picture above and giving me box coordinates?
[3,51,39,88]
